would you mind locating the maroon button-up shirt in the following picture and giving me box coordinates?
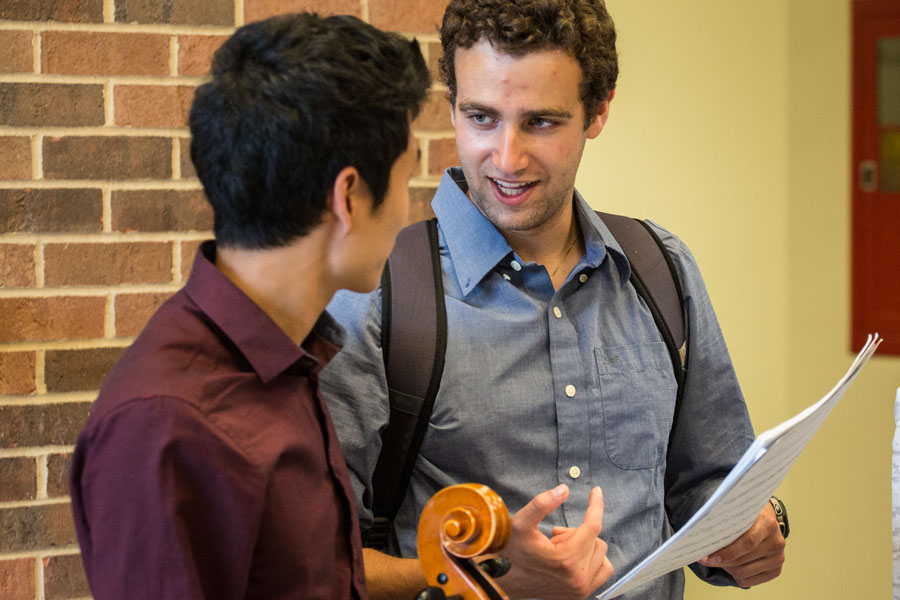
[70,241,368,600]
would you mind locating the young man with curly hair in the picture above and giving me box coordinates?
[322,1,787,598]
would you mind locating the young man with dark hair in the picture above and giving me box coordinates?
[321,1,787,599]
[69,13,429,600]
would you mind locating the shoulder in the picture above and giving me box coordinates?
[642,219,690,259]
[326,286,383,334]
[74,394,264,498]
[80,394,233,454]
[641,219,705,286]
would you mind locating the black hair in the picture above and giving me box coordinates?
[189,13,430,248]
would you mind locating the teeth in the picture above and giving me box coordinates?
[492,179,531,194]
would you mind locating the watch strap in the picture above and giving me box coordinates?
[769,496,789,539]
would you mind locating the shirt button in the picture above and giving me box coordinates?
[502,273,511,281]
[552,306,562,318]
[579,274,588,283]
[569,465,581,479]
[511,260,522,271]
[565,384,576,397]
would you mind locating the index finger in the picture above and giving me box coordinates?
[512,484,570,532]
[566,486,605,547]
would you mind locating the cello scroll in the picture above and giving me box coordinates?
[415,483,512,600]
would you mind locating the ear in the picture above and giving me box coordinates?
[586,89,615,139]
[328,166,366,234]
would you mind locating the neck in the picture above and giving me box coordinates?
[215,240,336,345]
[503,203,580,267]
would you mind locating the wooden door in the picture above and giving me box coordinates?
[852,0,900,354]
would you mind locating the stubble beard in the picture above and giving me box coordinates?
[465,174,572,235]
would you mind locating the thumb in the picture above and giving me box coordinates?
[512,484,569,531]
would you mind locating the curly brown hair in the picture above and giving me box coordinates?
[439,0,617,121]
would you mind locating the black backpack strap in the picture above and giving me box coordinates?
[597,212,688,396]
[366,218,447,550]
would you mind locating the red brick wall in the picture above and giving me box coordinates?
[0,1,456,597]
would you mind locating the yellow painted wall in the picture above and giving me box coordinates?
[577,1,900,598]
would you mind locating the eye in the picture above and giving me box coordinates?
[469,113,494,125]
[529,117,557,129]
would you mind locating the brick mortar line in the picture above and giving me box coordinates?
[31,134,40,180]
[172,239,183,284]
[0,21,235,35]
[169,35,179,77]
[361,0,369,22]
[0,125,192,136]
[35,133,44,178]
[0,121,445,134]
[0,73,207,85]
[0,547,80,561]
[234,0,243,27]
[32,30,40,74]
[0,181,202,192]
[35,349,47,395]
[0,232,210,243]
[0,498,71,510]
[31,241,42,289]
[408,32,440,43]
[104,0,115,23]
[36,455,48,500]
[35,241,44,288]
[0,393,99,407]
[0,285,183,300]
[0,178,439,189]
[171,138,182,180]
[0,447,76,460]
[415,131,456,139]
[104,81,114,127]
[105,291,115,339]
[0,338,135,352]
[101,188,112,233]
[36,555,46,600]
[421,141,430,181]
[0,180,201,190]
[0,21,438,42]
[35,556,44,600]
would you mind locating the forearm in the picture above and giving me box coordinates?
[363,548,428,600]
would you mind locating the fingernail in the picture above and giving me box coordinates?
[553,484,568,497]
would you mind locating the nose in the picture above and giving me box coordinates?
[492,126,528,174]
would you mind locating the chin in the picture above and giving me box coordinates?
[349,270,384,294]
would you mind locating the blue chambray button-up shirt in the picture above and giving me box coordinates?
[321,168,755,599]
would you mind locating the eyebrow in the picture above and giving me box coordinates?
[457,102,573,121]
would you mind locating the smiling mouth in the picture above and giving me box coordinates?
[490,178,537,198]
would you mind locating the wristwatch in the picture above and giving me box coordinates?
[769,496,789,539]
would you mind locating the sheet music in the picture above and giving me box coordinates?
[597,333,882,599]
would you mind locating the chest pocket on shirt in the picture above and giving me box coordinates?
[595,342,676,470]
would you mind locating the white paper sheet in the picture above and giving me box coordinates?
[891,386,900,599]
[597,333,882,599]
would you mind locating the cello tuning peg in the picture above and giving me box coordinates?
[414,587,451,600]
[478,557,510,579]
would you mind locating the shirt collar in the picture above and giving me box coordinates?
[574,198,633,287]
[184,241,344,384]
[432,168,632,294]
